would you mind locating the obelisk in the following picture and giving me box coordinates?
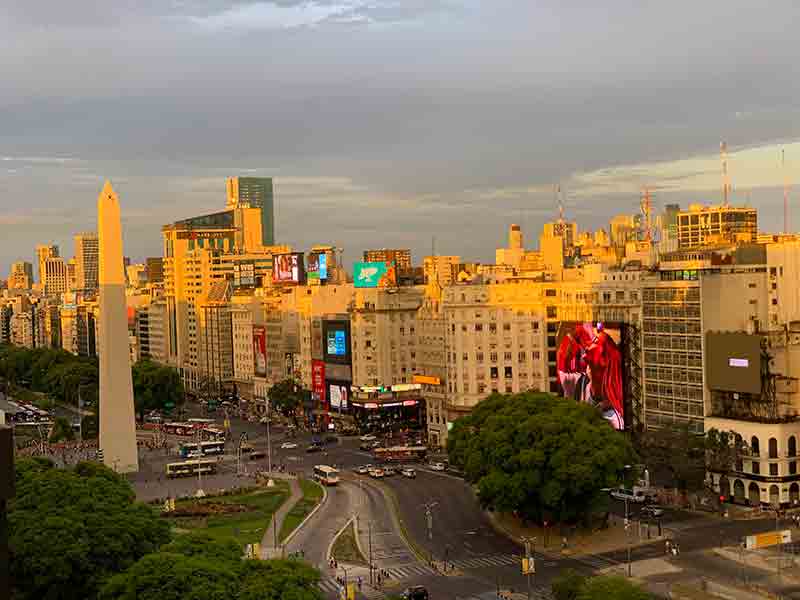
[97,181,139,473]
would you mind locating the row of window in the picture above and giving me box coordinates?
[449,351,541,363]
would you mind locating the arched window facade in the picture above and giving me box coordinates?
[769,438,778,459]
[751,436,760,456]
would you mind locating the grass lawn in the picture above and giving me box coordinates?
[331,520,367,566]
[279,479,324,542]
[168,484,289,548]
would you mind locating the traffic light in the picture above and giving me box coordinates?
[720,495,726,503]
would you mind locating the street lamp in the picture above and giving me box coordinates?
[520,536,536,599]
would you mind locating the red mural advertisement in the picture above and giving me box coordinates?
[556,322,624,430]
[253,326,267,378]
[311,360,326,407]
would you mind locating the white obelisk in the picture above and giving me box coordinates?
[98,181,139,473]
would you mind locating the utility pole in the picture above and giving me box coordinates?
[625,497,632,577]
[521,536,536,599]
[422,501,437,567]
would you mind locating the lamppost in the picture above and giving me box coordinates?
[422,500,438,566]
[521,536,536,599]
[340,565,350,595]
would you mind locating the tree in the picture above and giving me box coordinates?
[100,535,323,600]
[10,458,171,600]
[637,423,706,491]
[268,378,304,426]
[576,575,651,600]
[705,428,748,473]
[447,392,636,524]
[552,569,587,600]
[49,415,76,443]
[132,360,184,421]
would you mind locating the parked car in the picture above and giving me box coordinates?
[401,467,417,478]
[305,443,323,453]
[429,462,446,471]
[369,467,385,478]
[640,505,664,518]
[360,434,377,442]
[187,450,203,459]
[382,465,397,476]
[356,465,371,475]
[401,586,429,600]
[280,442,298,450]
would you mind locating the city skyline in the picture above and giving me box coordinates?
[2,1,798,273]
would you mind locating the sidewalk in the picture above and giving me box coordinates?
[261,477,302,559]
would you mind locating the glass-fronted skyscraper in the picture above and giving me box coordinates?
[226,176,275,246]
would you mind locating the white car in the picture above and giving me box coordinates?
[360,434,377,442]
[369,468,385,478]
[609,488,648,503]
[187,450,203,459]
[356,465,371,475]
[401,467,417,478]
[429,462,446,471]
[280,442,298,450]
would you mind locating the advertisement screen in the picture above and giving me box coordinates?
[329,383,349,410]
[319,254,328,280]
[556,322,625,430]
[354,261,397,288]
[253,326,267,378]
[312,360,326,407]
[327,330,347,356]
[272,253,305,284]
[705,332,762,394]
[307,253,329,282]
[323,320,350,364]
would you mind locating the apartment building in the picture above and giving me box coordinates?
[43,257,68,296]
[423,255,460,287]
[74,232,99,293]
[677,204,757,248]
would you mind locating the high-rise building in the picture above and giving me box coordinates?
[423,256,461,287]
[362,249,412,271]
[676,204,758,248]
[146,257,164,283]
[43,257,68,296]
[7,262,33,290]
[66,258,77,291]
[36,244,59,285]
[74,232,99,293]
[226,176,275,246]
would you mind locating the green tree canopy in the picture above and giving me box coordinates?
[637,422,706,490]
[132,360,184,421]
[100,535,323,600]
[268,378,304,426]
[49,415,76,443]
[552,572,651,600]
[447,392,636,523]
[10,458,171,600]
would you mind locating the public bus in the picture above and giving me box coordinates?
[372,445,428,463]
[162,422,195,436]
[165,459,218,478]
[312,465,340,486]
[179,440,226,458]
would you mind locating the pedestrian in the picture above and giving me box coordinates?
[665,540,671,555]
[357,577,362,590]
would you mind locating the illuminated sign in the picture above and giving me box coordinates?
[391,383,422,392]
[729,358,749,368]
[253,326,267,378]
[272,253,305,284]
[176,230,229,240]
[353,261,397,288]
[413,375,441,386]
[402,400,418,407]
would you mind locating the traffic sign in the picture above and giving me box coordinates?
[745,530,791,549]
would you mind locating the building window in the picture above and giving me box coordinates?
[789,436,797,457]
[751,461,760,475]
[489,324,497,334]
[518,351,526,362]
[503,323,511,331]
[505,385,513,393]
[490,367,498,379]
[462,352,468,361]
[490,352,498,363]
[475,324,483,332]
[769,437,778,459]
[476,352,484,363]
[770,463,779,476]
[791,461,797,475]
[504,366,513,378]
[504,352,512,361]
[751,436,760,456]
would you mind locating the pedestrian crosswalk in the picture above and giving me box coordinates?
[449,553,523,570]
[318,578,384,599]
[569,552,621,572]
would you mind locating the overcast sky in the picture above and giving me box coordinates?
[1,1,799,276]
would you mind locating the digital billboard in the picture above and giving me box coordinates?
[328,382,349,410]
[307,253,329,283]
[354,261,397,288]
[272,253,306,284]
[556,322,625,430]
[312,360,326,407]
[322,319,351,365]
[253,326,267,378]
[705,332,762,395]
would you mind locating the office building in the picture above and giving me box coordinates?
[74,232,99,293]
[35,244,59,285]
[423,256,461,287]
[146,257,163,283]
[7,262,33,290]
[362,249,412,271]
[677,204,757,248]
[226,176,275,246]
[43,257,68,296]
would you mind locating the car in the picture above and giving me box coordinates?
[382,465,396,476]
[280,442,298,450]
[369,468,385,478]
[360,434,377,442]
[429,462,446,471]
[401,586,429,600]
[187,450,203,458]
[355,465,370,475]
[609,487,649,503]
[640,505,664,518]
[305,444,323,453]
[401,467,416,478]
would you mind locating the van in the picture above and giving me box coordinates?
[609,487,649,503]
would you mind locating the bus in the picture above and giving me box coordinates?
[372,445,428,463]
[312,465,340,486]
[179,440,226,458]
[165,459,218,478]
[162,422,195,436]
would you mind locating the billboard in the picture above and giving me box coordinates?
[555,322,625,430]
[705,332,762,395]
[312,361,326,407]
[253,326,267,378]
[307,253,329,283]
[354,261,397,288]
[328,382,349,410]
[322,319,351,365]
[272,253,306,284]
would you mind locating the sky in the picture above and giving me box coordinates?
[1,1,799,277]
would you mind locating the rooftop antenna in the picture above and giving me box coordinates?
[783,149,790,234]
[556,184,564,224]
[721,141,730,207]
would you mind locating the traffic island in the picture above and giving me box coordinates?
[332,520,368,566]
